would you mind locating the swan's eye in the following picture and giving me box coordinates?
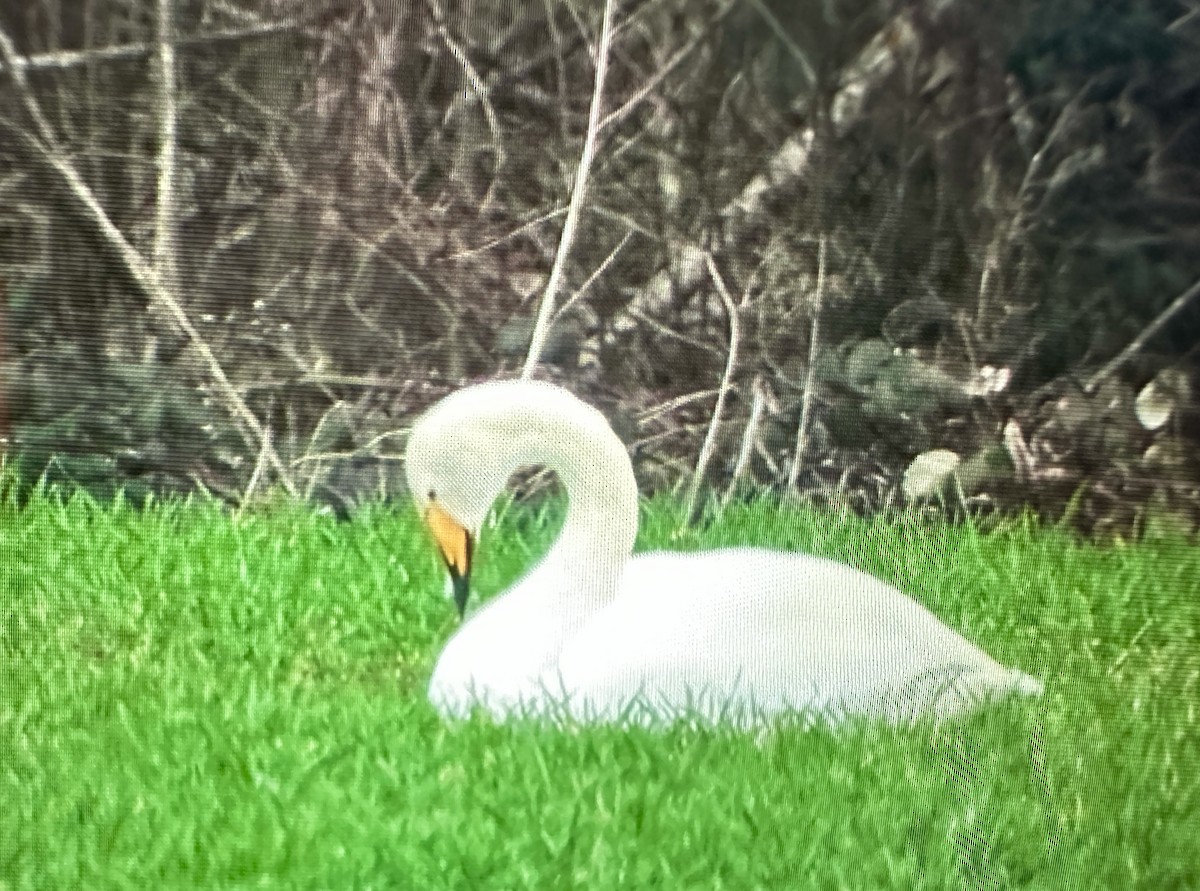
[427,489,437,501]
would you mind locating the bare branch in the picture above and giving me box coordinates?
[426,0,505,208]
[1086,275,1200,394]
[437,207,567,263]
[788,235,828,493]
[724,375,776,506]
[628,307,724,356]
[0,19,299,76]
[714,7,930,233]
[745,0,816,89]
[636,388,721,424]
[551,230,631,324]
[522,0,617,379]
[598,0,737,134]
[683,255,743,525]
[153,0,180,294]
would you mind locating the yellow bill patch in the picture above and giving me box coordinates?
[424,501,472,578]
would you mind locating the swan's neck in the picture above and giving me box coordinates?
[527,412,639,615]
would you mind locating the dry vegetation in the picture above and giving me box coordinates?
[1,0,1198,533]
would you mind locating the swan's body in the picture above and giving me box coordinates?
[406,380,1042,728]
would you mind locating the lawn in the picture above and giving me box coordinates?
[1,491,1197,889]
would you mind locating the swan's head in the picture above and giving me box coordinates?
[405,379,615,616]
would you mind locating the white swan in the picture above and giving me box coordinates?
[405,379,1042,728]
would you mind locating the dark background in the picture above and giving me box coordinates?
[2,0,1198,534]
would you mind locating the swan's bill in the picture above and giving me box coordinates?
[424,501,474,617]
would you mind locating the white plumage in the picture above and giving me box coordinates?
[405,379,1042,728]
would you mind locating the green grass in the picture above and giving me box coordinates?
[1,491,1197,889]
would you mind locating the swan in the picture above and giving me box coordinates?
[405,379,1042,728]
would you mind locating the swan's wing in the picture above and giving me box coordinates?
[554,549,1035,725]
[429,564,575,719]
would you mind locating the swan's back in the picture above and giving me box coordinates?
[554,548,1041,726]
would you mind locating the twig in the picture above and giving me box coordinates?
[153,0,179,295]
[521,0,617,378]
[714,6,937,231]
[636,388,720,424]
[628,307,724,355]
[290,450,406,467]
[0,24,297,496]
[631,422,711,452]
[986,80,1097,319]
[787,235,827,493]
[551,231,631,324]
[1085,275,1200,393]
[1168,6,1200,32]
[426,0,505,208]
[745,0,815,89]
[723,375,775,506]
[598,0,737,134]
[540,0,570,144]
[683,255,742,526]
[0,19,298,76]
[238,373,414,393]
[297,400,353,500]
[437,207,567,263]
[242,417,273,503]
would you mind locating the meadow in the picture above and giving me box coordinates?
[1,490,1197,888]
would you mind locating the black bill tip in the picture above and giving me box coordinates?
[449,567,471,618]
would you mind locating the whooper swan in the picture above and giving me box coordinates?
[405,379,1042,728]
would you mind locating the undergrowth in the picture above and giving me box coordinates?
[1,490,1196,888]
